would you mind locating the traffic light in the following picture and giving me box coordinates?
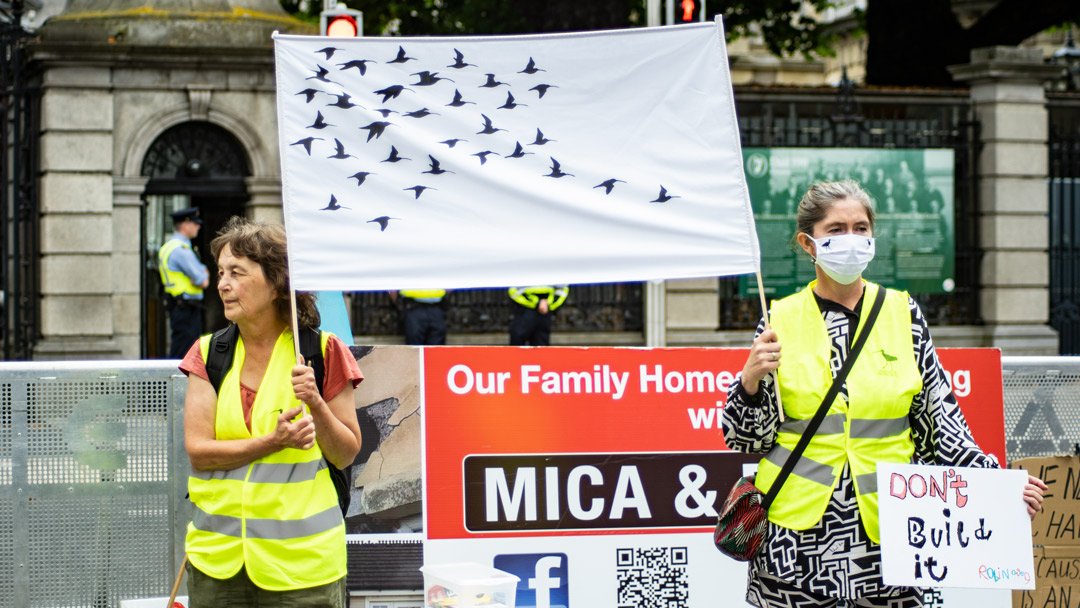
[320,5,363,37]
[674,0,706,23]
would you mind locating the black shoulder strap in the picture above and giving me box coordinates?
[206,324,325,396]
[763,284,888,511]
[299,327,325,397]
[206,324,239,393]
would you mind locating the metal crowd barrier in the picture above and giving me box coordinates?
[0,356,1077,607]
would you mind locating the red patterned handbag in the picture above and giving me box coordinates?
[712,475,768,561]
[713,287,886,561]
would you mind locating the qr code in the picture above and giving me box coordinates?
[615,546,689,608]
[921,588,944,608]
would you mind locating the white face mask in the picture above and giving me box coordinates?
[809,233,875,285]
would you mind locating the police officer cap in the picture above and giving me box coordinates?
[170,207,202,225]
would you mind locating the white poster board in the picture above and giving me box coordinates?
[878,463,1035,589]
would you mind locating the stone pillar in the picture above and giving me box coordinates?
[645,280,666,346]
[950,47,1061,355]
[34,66,123,360]
[247,176,284,224]
[665,277,721,345]
[113,176,149,358]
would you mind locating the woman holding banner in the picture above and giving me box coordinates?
[179,217,362,608]
[722,180,1046,608]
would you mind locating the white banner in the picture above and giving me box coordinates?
[274,21,758,291]
[878,463,1035,589]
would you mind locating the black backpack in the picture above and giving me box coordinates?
[204,324,352,517]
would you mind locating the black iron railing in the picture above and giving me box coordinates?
[1048,93,1080,354]
[1,2,40,360]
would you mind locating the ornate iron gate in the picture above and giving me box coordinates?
[1048,94,1080,354]
[351,283,644,338]
[726,84,980,329]
[0,2,40,361]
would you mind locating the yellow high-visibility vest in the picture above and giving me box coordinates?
[186,329,345,590]
[399,289,446,302]
[157,239,202,298]
[508,285,569,311]
[755,281,922,543]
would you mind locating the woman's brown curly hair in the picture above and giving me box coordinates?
[210,216,320,330]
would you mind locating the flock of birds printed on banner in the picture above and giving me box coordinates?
[288,44,682,232]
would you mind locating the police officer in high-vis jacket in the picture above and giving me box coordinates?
[158,207,210,358]
[390,289,448,345]
[508,285,568,346]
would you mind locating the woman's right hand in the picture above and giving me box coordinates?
[272,406,316,451]
[741,328,781,395]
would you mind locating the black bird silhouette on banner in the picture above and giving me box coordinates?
[368,216,399,231]
[382,146,410,163]
[328,138,354,160]
[284,37,694,240]
[388,46,415,64]
[448,49,475,69]
[404,185,435,199]
[308,111,333,130]
[321,194,349,211]
[446,89,475,107]
[348,171,374,186]
[423,155,454,175]
[545,157,573,178]
[338,59,372,74]
[650,186,679,203]
[360,121,393,142]
[307,65,338,85]
[594,178,626,195]
[296,88,321,103]
[291,136,323,156]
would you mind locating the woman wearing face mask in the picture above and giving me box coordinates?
[722,180,1046,608]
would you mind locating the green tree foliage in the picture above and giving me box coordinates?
[283,0,1080,86]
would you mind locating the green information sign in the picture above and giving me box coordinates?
[740,148,955,298]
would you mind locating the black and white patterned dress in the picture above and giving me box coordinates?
[721,290,998,608]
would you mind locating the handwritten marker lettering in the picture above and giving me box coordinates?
[889,468,969,508]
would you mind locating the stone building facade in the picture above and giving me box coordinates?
[30,1,309,360]
[14,1,1070,360]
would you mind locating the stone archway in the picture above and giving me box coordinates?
[141,121,251,358]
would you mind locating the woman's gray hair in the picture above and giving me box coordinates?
[794,179,876,240]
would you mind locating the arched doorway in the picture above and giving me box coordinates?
[140,121,251,358]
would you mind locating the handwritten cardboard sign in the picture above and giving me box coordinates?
[878,463,1035,589]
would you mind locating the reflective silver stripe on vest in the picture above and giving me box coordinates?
[192,506,243,537]
[190,467,248,482]
[849,416,909,439]
[765,445,835,486]
[191,460,327,484]
[246,506,343,540]
[247,460,327,484]
[856,471,879,494]
[191,505,343,540]
[779,414,845,436]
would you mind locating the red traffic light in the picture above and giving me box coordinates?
[326,14,359,37]
[320,8,363,37]
[677,0,704,23]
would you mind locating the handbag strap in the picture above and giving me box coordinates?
[762,284,888,511]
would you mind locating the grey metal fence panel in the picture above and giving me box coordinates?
[0,361,188,608]
[1002,356,1080,460]
[0,356,1077,607]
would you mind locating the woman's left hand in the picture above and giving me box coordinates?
[1023,474,1048,520]
[291,356,322,409]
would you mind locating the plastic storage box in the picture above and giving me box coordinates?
[420,562,519,608]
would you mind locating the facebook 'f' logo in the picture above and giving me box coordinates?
[493,553,569,608]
